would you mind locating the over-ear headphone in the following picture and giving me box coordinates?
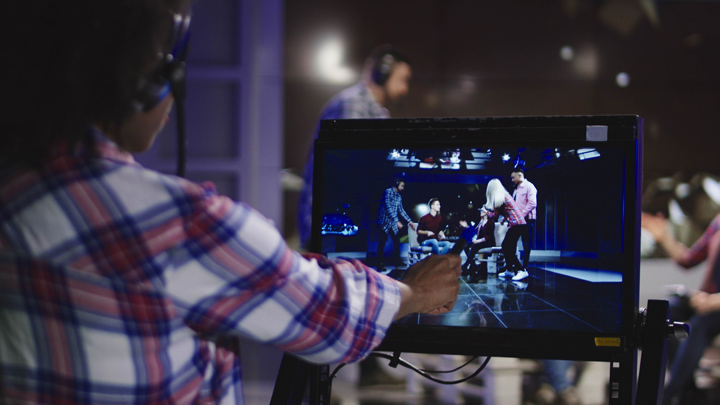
[394,177,404,187]
[371,52,396,86]
[134,13,191,111]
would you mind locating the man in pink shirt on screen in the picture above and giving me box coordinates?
[512,167,537,270]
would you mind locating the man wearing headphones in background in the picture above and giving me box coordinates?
[298,44,413,251]
[0,3,461,403]
[297,45,414,388]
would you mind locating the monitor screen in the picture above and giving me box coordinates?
[311,116,642,361]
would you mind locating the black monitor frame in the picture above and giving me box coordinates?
[310,115,643,364]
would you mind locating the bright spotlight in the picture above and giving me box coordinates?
[414,204,430,218]
[572,45,599,79]
[703,177,720,206]
[668,199,687,226]
[616,72,630,88]
[675,183,691,200]
[316,38,355,84]
[502,154,511,162]
[560,45,574,61]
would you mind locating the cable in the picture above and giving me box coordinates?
[168,14,190,178]
[329,362,348,382]
[329,353,491,387]
[174,98,187,177]
[372,352,492,385]
[419,355,481,374]
[169,60,187,178]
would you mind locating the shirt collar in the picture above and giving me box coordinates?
[356,82,390,117]
[86,126,139,166]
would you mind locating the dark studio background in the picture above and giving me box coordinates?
[131,0,720,395]
[318,146,627,260]
[282,0,720,243]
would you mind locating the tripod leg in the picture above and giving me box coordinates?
[637,299,671,405]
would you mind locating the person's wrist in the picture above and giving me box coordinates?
[654,229,671,245]
[396,282,421,319]
[711,294,720,312]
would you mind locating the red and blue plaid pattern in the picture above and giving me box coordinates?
[488,195,526,227]
[0,130,400,403]
[682,213,720,269]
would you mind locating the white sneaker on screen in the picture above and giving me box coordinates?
[512,270,529,281]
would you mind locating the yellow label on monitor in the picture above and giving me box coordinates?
[595,337,621,347]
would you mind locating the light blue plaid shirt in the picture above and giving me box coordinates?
[299,82,390,247]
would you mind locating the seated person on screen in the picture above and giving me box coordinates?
[461,207,496,279]
[417,198,453,255]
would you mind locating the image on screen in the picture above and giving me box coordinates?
[316,144,628,335]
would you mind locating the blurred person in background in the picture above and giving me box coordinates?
[297,44,413,388]
[644,211,720,404]
[298,44,412,251]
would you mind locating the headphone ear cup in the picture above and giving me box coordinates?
[134,74,171,112]
[134,13,190,111]
[372,53,395,86]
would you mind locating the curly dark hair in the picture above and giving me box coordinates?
[1,0,188,166]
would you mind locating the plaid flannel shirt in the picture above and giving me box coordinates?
[298,82,390,247]
[0,129,400,403]
[488,194,526,227]
[378,187,412,235]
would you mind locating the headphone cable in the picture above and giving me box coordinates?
[170,57,188,178]
[174,98,187,178]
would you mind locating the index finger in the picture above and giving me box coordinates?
[442,254,462,277]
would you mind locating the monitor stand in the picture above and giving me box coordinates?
[270,299,688,405]
[633,299,689,404]
[270,354,330,405]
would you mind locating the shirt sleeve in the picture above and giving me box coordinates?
[678,214,720,269]
[487,209,497,220]
[503,196,526,226]
[385,190,399,223]
[164,192,401,365]
[400,206,412,224]
[416,216,423,228]
[417,216,428,241]
[520,184,537,219]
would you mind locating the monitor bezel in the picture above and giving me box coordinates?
[310,115,643,362]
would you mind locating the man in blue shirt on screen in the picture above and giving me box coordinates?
[377,178,417,271]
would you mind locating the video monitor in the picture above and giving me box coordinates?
[310,116,643,362]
